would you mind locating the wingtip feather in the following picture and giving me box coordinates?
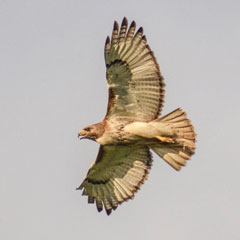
[136,27,143,34]
[142,35,147,42]
[106,208,112,215]
[130,20,136,29]
[113,21,119,31]
[105,36,110,44]
[122,17,128,27]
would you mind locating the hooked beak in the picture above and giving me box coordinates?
[78,130,88,140]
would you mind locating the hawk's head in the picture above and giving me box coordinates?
[78,123,104,141]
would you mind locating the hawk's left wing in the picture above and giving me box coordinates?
[104,17,165,122]
[77,144,152,215]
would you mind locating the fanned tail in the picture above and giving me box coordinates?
[150,108,197,171]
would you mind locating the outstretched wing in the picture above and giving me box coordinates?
[77,144,152,215]
[105,17,165,122]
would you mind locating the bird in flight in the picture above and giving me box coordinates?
[77,17,196,215]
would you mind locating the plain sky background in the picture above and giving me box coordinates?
[1,0,240,239]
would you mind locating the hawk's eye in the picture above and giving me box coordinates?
[84,127,91,132]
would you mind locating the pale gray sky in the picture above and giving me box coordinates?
[1,0,240,239]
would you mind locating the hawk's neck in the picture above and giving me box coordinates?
[92,122,105,139]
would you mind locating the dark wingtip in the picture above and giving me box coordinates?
[113,21,119,31]
[122,17,128,27]
[142,35,147,42]
[136,27,143,34]
[112,205,118,211]
[106,209,112,216]
[97,206,103,212]
[105,36,110,44]
[130,20,136,29]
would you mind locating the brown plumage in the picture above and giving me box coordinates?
[77,17,197,215]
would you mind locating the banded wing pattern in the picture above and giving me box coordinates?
[105,17,165,122]
[77,145,152,215]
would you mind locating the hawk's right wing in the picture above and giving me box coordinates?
[77,144,152,215]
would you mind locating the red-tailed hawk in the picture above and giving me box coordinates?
[77,17,196,215]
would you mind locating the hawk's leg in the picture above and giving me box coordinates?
[155,136,175,144]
